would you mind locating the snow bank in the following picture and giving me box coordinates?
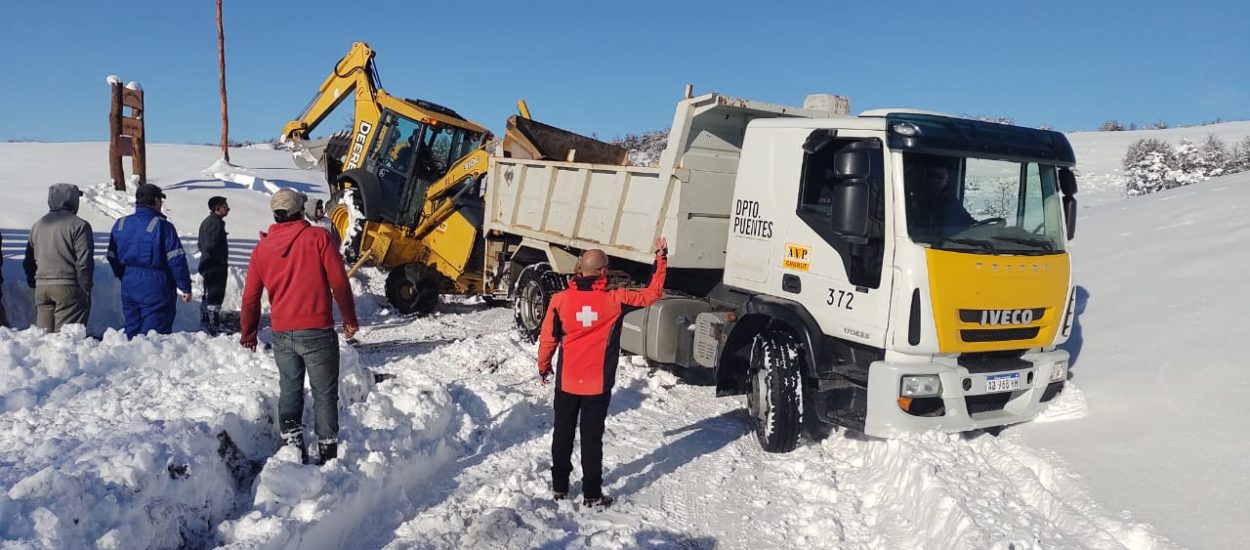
[215,369,455,549]
[1,256,246,337]
[0,328,374,549]
[203,159,284,196]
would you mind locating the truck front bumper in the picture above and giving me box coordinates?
[861,349,1068,438]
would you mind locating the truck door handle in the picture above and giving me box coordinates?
[782,274,801,294]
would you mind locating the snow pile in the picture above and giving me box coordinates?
[203,159,284,195]
[81,182,134,220]
[1,256,244,336]
[0,327,375,549]
[215,368,452,550]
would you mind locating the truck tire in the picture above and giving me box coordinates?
[385,265,440,316]
[513,263,552,342]
[747,329,803,453]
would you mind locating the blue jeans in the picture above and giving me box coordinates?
[273,328,340,442]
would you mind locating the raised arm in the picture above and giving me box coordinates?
[613,237,668,308]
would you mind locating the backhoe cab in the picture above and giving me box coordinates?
[282,42,626,315]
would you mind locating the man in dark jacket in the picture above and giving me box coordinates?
[107,183,193,338]
[197,196,230,334]
[240,188,359,465]
[23,184,95,332]
[537,237,667,507]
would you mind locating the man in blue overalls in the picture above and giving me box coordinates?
[107,183,193,338]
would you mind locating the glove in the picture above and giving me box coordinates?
[539,367,551,385]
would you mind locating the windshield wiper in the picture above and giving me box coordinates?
[993,236,1055,252]
[946,237,996,252]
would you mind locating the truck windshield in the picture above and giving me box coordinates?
[903,153,1066,255]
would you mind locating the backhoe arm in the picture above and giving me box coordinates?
[281,42,381,142]
[410,147,492,241]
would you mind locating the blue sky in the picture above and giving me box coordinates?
[2,0,1246,144]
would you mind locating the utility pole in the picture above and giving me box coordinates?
[217,0,230,163]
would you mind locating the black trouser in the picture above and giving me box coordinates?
[200,264,227,307]
[551,389,611,498]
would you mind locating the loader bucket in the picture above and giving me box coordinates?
[504,116,628,165]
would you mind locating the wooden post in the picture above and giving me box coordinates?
[121,85,146,186]
[109,82,125,190]
[217,0,230,163]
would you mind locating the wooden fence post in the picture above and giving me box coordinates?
[108,81,125,190]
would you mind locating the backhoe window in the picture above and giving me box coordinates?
[903,153,1066,255]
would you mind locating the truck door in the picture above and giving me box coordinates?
[782,130,893,349]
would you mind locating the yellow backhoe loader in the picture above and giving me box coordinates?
[281,42,626,314]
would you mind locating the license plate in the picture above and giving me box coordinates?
[985,373,1021,393]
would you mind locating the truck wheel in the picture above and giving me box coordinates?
[747,329,803,453]
[386,266,439,316]
[329,189,365,263]
[513,263,552,342]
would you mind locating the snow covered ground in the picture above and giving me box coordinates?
[1066,120,1250,206]
[1,127,1248,549]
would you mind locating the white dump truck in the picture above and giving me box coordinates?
[481,92,1079,452]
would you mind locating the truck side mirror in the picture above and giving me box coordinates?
[831,181,869,243]
[1058,167,1078,196]
[1063,195,1077,240]
[829,145,873,242]
[1058,167,1078,240]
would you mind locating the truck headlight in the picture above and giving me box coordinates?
[1050,360,1068,383]
[900,375,942,398]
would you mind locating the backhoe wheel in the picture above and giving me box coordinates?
[513,263,552,343]
[747,329,803,453]
[329,189,365,263]
[385,267,440,316]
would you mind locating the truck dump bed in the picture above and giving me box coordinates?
[485,93,841,269]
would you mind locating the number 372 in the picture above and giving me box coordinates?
[827,288,854,310]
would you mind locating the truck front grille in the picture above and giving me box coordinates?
[960,327,1040,342]
[965,392,1012,414]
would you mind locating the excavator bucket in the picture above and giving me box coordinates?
[289,137,330,170]
[503,116,628,165]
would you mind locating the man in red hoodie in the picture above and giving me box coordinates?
[538,237,667,507]
[240,189,359,465]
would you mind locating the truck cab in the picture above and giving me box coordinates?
[708,111,1078,448]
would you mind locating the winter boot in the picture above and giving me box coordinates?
[208,307,223,336]
[202,305,222,336]
[283,430,308,464]
[316,440,337,466]
[583,495,614,508]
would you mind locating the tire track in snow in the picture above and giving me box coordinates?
[292,306,1176,549]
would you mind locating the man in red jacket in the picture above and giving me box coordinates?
[240,189,359,465]
[538,237,667,507]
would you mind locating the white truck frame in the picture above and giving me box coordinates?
[482,92,1080,452]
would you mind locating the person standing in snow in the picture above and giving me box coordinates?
[537,236,668,507]
[107,183,192,338]
[197,196,230,335]
[23,184,95,332]
[307,199,339,246]
[240,189,358,465]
